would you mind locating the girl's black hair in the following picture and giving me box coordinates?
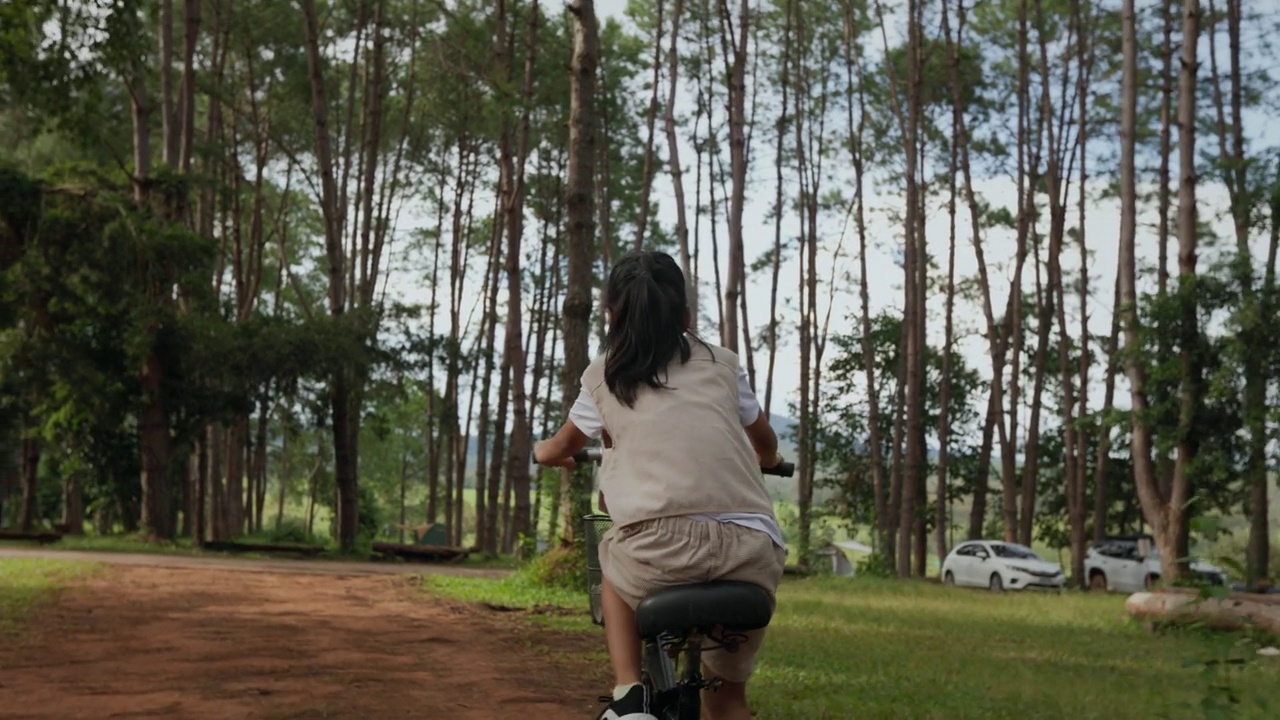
[604,250,692,408]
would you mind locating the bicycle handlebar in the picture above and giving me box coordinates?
[531,446,795,477]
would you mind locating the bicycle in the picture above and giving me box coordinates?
[536,446,795,720]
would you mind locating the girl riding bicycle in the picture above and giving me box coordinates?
[535,250,786,720]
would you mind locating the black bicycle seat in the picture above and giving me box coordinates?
[635,581,773,639]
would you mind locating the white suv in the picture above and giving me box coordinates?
[1084,535,1227,593]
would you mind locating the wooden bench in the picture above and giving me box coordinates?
[202,540,326,557]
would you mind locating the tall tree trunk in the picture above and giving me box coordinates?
[937,0,959,560]
[159,0,178,167]
[455,365,473,547]
[195,434,207,545]
[542,196,566,543]
[1207,0,1268,585]
[139,350,175,540]
[528,166,559,545]
[845,7,886,553]
[763,0,793,417]
[252,401,269,533]
[222,419,245,539]
[1001,0,1036,545]
[1074,0,1095,553]
[502,0,540,551]
[1118,0,1164,577]
[440,145,474,538]
[301,0,359,552]
[633,0,664,250]
[207,424,223,541]
[1154,0,1176,497]
[425,195,443,523]
[662,0,696,325]
[897,0,926,579]
[559,0,600,546]
[1017,240,1051,549]
[18,436,38,532]
[1093,271,1122,542]
[946,0,1025,544]
[1034,0,1085,583]
[1157,1,1174,301]
[1022,7,1074,549]
[486,353,511,554]
[969,394,997,540]
[719,0,749,354]
[476,203,504,552]
[179,0,200,174]
[790,0,815,567]
[275,423,289,532]
[1253,164,1280,582]
[1165,0,1201,580]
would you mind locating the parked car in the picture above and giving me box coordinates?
[1084,534,1228,593]
[941,540,1066,592]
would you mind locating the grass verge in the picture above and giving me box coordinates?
[424,572,1280,719]
[423,568,595,633]
[0,559,98,636]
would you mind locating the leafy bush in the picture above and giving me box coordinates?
[525,545,588,591]
[255,519,322,546]
[856,551,896,579]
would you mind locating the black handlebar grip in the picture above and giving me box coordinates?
[763,461,795,478]
[532,446,604,465]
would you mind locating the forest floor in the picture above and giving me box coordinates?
[0,556,607,719]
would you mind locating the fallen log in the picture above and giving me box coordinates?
[1125,589,1280,637]
[0,530,63,545]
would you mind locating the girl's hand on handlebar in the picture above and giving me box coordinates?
[534,440,577,468]
[759,452,785,471]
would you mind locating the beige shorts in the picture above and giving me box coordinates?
[598,515,787,683]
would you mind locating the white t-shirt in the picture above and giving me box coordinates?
[568,364,786,550]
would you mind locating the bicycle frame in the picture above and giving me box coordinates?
[587,513,708,719]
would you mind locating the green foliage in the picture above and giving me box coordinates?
[524,545,589,591]
[855,552,895,579]
[812,311,983,531]
[252,519,326,547]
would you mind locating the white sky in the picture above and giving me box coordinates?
[379,0,1279,438]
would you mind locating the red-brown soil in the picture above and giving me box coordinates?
[0,564,608,719]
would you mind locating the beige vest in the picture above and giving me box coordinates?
[583,339,777,527]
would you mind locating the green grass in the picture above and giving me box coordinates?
[422,570,595,633]
[0,559,98,636]
[424,572,1280,719]
[57,534,206,555]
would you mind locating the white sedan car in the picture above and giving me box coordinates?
[941,540,1066,592]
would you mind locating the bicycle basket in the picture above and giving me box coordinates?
[583,514,613,626]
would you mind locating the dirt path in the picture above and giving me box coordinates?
[0,547,510,579]
[0,565,608,719]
